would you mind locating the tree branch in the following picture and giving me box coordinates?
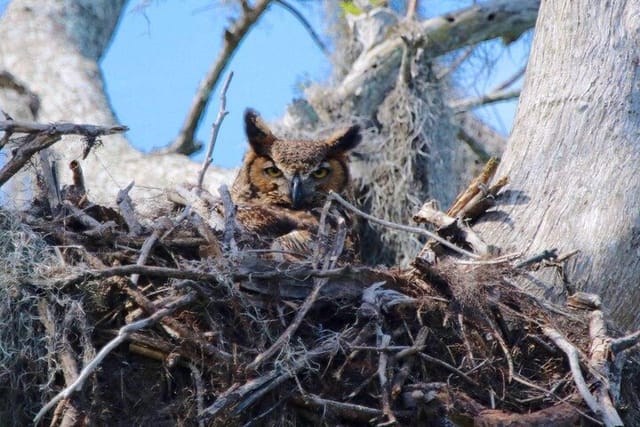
[274,0,329,56]
[197,72,233,191]
[330,0,539,118]
[450,88,520,112]
[34,292,197,425]
[166,0,272,155]
[0,121,127,187]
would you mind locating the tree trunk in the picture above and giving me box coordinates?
[478,0,640,329]
[0,0,231,211]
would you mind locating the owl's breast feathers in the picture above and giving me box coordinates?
[234,203,359,263]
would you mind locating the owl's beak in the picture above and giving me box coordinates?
[290,175,303,209]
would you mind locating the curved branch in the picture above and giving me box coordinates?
[166,0,272,155]
[274,0,329,56]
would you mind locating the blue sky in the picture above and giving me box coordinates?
[0,1,525,169]
[102,1,331,168]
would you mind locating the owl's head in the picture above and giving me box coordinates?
[233,109,361,210]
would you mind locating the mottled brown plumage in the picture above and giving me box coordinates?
[231,109,361,262]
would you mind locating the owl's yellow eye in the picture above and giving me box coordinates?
[264,166,283,178]
[311,167,330,179]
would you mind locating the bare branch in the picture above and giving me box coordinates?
[197,71,233,192]
[332,0,539,116]
[405,0,419,20]
[166,0,272,155]
[116,181,144,236]
[0,120,127,187]
[0,120,127,136]
[274,0,329,56]
[450,88,520,112]
[328,191,481,259]
[542,327,606,422]
[34,292,197,425]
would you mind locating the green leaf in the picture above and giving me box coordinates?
[340,1,363,16]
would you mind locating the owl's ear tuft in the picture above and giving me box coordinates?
[245,109,276,155]
[326,125,361,153]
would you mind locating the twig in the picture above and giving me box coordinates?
[34,292,197,425]
[405,0,419,19]
[514,248,558,269]
[495,65,527,92]
[274,0,329,56]
[203,333,346,419]
[63,201,116,235]
[448,157,499,217]
[610,330,640,354]
[457,314,476,368]
[451,88,520,112]
[487,316,514,383]
[168,0,271,154]
[37,149,61,213]
[116,181,144,236]
[391,327,428,401]
[218,184,238,251]
[589,310,625,426]
[419,353,480,388]
[292,393,385,421]
[190,363,206,427]
[542,327,605,422]
[377,331,396,425]
[197,72,233,192]
[129,217,173,287]
[437,46,474,80]
[329,192,480,259]
[456,176,509,220]
[0,133,60,187]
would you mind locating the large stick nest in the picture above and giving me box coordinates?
[2,122,640,426]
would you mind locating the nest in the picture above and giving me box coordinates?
[2,121,640,426]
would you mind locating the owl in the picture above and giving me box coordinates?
[231,109,361,262]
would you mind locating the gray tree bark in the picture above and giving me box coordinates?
[0,0,231,212]
[477,1,640,329]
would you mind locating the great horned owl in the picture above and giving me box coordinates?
[231,109,361,262]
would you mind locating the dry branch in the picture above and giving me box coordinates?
[0,120,127,187]
[332,0,539,115]
[167,0,271,154]
[329,191,480,259]
[34,292,197,425]
[542,327,605,422]
[116,181,144,236]
[197,71,233,192]
[451,88,520,112]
